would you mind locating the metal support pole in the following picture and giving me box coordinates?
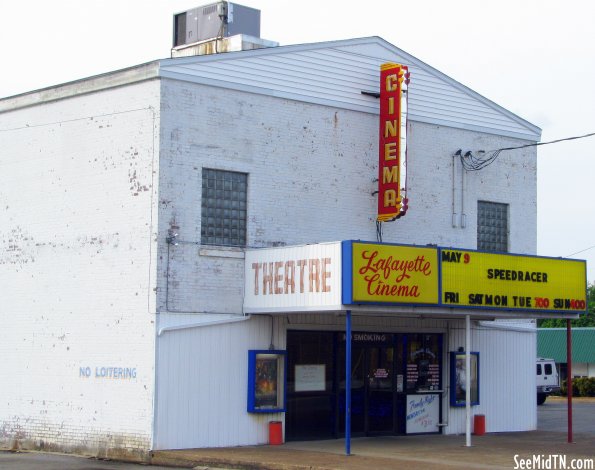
[567,319,573,444]
[465,314,472,447]
[345,310,352,456]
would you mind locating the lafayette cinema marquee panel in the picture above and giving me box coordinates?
[342,241,586,314]
[244,241,587,315]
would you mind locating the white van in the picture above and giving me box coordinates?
[537,357,560,405]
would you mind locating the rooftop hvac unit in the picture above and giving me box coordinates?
[173,1,261,47]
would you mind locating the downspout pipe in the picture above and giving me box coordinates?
[461,160,467,228]
[452,153,458,228]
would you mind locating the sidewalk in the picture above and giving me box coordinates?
[151,431,595,470]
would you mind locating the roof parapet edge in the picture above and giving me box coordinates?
[0,61,161,113]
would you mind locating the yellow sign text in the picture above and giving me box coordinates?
[351,243,439,304]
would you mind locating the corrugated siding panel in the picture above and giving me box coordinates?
[155,313,537,448]
[159,39,540,140]
[154,315,286,449]
[537,328,595,363]
[446,321,536,434]
[537,329,567,362]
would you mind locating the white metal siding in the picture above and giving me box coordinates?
[154,315,286,449]
[445,320,537,433]
[159,38,540,141]
[154,312,454,449]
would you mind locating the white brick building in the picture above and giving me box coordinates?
[3,34,575,459]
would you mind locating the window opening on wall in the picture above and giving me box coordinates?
[477,201,508,252]
[201,168,247,246]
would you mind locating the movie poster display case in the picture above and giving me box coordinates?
[247,350,287,413]
[450,351,479,406]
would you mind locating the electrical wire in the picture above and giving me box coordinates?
[376,221,383,242]
[565,244,595,258]
[458,131,595,171]
[460,149,503,171]
[494,131,595,152]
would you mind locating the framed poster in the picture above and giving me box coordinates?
[247,350,287,413]
[450,351,479,406]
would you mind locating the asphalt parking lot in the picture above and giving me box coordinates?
[538,397,595,435]
[1,398,594,469]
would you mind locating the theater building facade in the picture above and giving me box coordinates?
[0,36,586,457]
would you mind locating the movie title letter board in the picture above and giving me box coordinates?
[440,249,587,313]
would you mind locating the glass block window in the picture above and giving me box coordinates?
[477,201,508,252]
[201,168,247,246]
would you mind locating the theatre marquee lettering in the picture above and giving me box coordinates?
[251,258,332,295]
[344,242,440,305]
[243,243,343,313]
[440,249,587,312]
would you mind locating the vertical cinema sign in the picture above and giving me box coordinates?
[377,63,410,222]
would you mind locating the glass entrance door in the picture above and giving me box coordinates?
[338,339,396,435]
[367,345,394,433]
[338,345,365,434]
[286,330,441,440]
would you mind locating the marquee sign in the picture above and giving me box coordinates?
[341,242,586,313]
[342,241,439,305]
[440,248,587,312]
[243,242,342,313]
[377,63,410,222]
[245,242,587,316]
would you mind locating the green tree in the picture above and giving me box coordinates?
[538,283,595,327]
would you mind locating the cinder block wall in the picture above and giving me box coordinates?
[157,79,537,316]
[0,80,160,460]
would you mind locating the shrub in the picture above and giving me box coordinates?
[560,377,595,397]
[560,379,575,396]
[576,377,595,397]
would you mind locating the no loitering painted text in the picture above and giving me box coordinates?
[79,366,137,379]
